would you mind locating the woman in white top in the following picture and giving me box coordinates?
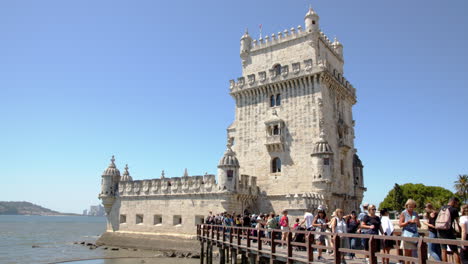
[459,205,468,262]
[331,208,348,264]
[379,208,395,264]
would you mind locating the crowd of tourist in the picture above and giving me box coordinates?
[204,197,467,264]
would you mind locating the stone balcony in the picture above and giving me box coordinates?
[265,135,284,152]
[338,138,352,152]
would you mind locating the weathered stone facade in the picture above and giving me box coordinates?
[99,6,365,239]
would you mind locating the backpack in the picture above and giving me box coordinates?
[435,206,452,230]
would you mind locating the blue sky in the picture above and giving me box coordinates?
[1,0,467,214]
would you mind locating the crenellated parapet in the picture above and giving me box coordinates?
[249,26,342,60]
[118,173,258,197]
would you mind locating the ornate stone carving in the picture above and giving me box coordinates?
[292,63,300,74]
[304,59,313,71]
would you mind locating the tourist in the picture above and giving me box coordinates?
[399,199,421,264]
[438,197,461,263]
[293,218,300,230]
[331,208,348,264]
[346,211,360,259]
[279,210,290,248]
[360,204,382,264]
[300,208,314,231]
[358,203,369,221]
[313,209,328,260]
[235,214,242,227]
[266,212,277,244]
[380,208,395,264]
[422,203,441,261]
[358,203,370,249]
[459,204,468,262]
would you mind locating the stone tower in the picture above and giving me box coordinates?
[227,6,366,214]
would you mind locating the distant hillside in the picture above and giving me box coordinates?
[0,201,77,216]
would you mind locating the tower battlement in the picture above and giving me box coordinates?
[249,27,342,60]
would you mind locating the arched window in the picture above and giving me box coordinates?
[272,158,281,173]
[323,158,330,165]
[273,125,279,135]
[227,170,233,180]
[273,64,281,76]
[276,94,281,106]
[270,95,275,107]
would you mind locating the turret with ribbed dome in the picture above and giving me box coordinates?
[217,139,240,192]
[311,133,334,184]
[311,132,333,156]
[99,155,120,215]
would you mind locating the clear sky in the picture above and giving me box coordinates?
[1,0,467,214]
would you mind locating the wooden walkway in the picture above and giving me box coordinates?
[197,224,468,264]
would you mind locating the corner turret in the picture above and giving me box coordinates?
[332,37,343,58]
[217,139,240,192]
[99,155,121,214]
[305,6,319,33]
[240,29,252,66]
[311,133,334,183]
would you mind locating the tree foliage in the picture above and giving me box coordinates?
[379,183,455,213]
[454,175,468,203]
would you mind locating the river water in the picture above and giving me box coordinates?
[0,215,197,264]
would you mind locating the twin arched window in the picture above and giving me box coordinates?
[270,94,281,107]
[272,157,281,173]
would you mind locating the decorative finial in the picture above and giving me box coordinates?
[161,170,165,179]
[125,164,129,171]
[111,155,115,163]
[184,168,189,177]
[319,130,326,140]
[245,28,249,35]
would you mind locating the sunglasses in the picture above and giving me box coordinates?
[370,209,376,211]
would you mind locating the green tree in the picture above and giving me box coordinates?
[393,183,404,211]
[454,174,468,203]
[379,183,454,213]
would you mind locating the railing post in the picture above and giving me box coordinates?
[287,231,293,264]
[247,227,251,248]
[270,230,276,264]
[231,248,237,264]
[369,235,377,264]
[200,240,205,264]
[417,237,427,264]
[217,225,220,242]
[257,228,262,251]
[333,234,341,264]
[219,245,226,264]
[237,227,241,246]
[306,232,314,262]
[223,226,226,244]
